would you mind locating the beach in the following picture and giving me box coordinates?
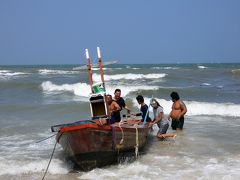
[0,63,240,179]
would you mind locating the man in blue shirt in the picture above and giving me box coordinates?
[136,95,151,122]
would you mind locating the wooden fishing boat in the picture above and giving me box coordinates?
[51,47,151,170]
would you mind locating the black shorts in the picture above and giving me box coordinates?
[171,116,184,130]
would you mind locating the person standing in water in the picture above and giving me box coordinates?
[168,92,187,130]
[113,89,131,114]
[149,99,176,139]
[136,95,151,122]
[106,94,121,124]
[112,89,132,122]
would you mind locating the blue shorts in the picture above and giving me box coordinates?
[157,122,169,135]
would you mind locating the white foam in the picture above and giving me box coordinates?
[0,159,68,176]
[78,155,240,179]
[41,81,159,98]
[91,67,108,71]
[38,69,78,75]
[202,83,211,86]
[92,73,167,82]
[134,97,240,117]
[0,133,69,176]
[79,162,149,180]
[198,65,208,69]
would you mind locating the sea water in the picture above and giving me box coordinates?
[0,63,240,180]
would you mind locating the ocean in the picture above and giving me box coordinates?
[0,63,240,180]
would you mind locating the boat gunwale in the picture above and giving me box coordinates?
[59,122,150,133]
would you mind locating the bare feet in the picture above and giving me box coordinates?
[157,133,177,140]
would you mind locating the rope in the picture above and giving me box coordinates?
[41,133,63,180]
[35,133,57,143]
[118,122,124,145]
[134,124,139,158]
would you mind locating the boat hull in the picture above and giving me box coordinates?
[56,121,150,170]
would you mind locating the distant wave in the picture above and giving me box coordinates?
[201,83,211,86]
[198,65,208,69]
[91,67,109,71]
[41,81,159,97]
[125,66,142,70]
[0,70,30,79]
[73,67,123,71]
[92,73,167,81]
[134,98,240,117]
[38,69,79,75]
[151,67,179,70]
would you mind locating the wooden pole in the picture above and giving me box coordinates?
[86,49,93,93]
[97,47,105,89]
[97,47,109,117]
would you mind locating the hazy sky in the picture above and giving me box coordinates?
[0,0,240,65]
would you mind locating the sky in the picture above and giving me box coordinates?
[0,0,240,65]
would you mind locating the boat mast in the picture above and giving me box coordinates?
[97,47,105,89]
[86,49,93,93]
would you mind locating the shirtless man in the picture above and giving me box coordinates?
[168,92,187,130]
[112,89,132,122]
[106,94,121,124]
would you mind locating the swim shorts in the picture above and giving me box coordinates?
[171,116,184,130]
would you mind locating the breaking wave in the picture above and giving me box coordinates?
[92,73,167,81]
[41,81,90,97]
[41,81,159,97]
[134,98,240,117]
[232,69,240,75]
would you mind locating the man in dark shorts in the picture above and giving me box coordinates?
[171,116,184,130]
[168,92,187,130]
[113,89,131,122]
